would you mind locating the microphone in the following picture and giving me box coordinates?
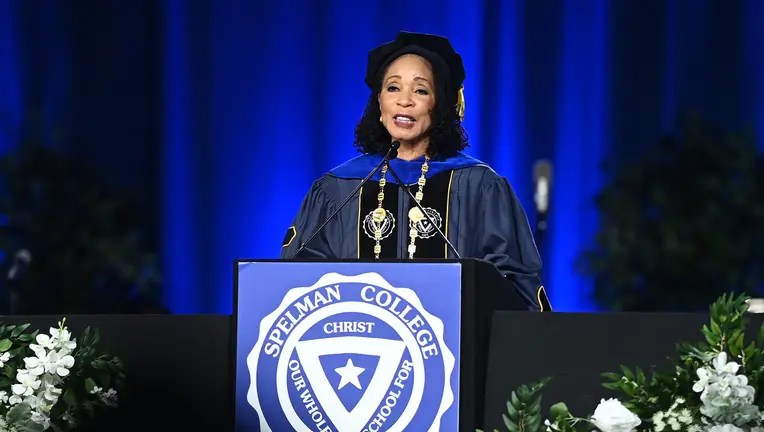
[533,159,552,247]
[7,249,31,281]
[384,164,462,259]
[7,249,32,314]
[289,141,401,259]
[533,160,551,215]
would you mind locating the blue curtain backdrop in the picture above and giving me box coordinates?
[1,0,763,314]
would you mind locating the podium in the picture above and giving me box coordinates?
[3,291,741,431]
[233,258,528,431]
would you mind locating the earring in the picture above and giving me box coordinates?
[379,116,383,122]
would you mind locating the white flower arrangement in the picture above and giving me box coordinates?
[693,351,760,426]
[481,293,764,432]
[0,319,124,432]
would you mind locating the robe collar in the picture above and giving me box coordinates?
[329,151,485,185]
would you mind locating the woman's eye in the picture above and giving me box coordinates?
[416,89,430,95]
[386,85,399,92]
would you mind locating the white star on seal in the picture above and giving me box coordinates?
[334,358,365,390]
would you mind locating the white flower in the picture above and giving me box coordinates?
[652,411,667,432]
[23,347,74,377]
[0,352,11,368]
[0,390,8,404]
[12,369,41,396]
[544,419,561,432]
[50,327,76,352]
[90,385,103,394]
[30,327,77,360]
[667,417,680,431]
[45,350,75,377]
[42,383,61,402]
[694,367,712,392]
[23,350,47,376]
[590,398,642,432]
[677,408,693,424]
[708,425,744,432]
[30,334,56,351]
[713,352,739,374]
[690,350,760,424]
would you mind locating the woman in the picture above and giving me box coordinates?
[281,31,550,311]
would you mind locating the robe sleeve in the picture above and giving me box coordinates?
[280,176,341,259]
[479,176,551,311]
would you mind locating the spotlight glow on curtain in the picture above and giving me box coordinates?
[157,1,764,314]
[548,0,610,312]
[4,1,763,314]
[0,0,21,154]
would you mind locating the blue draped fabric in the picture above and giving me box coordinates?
[0,0,21,155]
[1,0,763,313]
[548,0,611,312]
[746,0,764,148]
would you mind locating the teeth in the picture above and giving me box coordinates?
[395,116,414,122]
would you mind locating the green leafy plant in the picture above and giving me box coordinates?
[497,377,549,432]
[484,292,764,432]
[0,318,124,431]
[478,377,591,432]
[578,116,764,311]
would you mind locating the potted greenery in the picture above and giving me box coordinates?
[0,318,124,431]
[0,141,163,314]
[481,293,764,432]
[577,116,764,311]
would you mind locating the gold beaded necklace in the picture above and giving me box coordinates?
[370,163,390,259]
[406,157,429,258]
[368,156,430,259]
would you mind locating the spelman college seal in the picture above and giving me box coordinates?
[246,272,456,431]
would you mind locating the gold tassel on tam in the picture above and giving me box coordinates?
[456,86,465,121]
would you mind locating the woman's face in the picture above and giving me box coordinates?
[378,54,436,147]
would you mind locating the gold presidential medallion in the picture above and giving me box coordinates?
[372,207,387,223]
[409,207,442,239]
[408,207,424,223]
[363,208,395,240]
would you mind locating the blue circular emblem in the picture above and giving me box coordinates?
[246,272,455,431]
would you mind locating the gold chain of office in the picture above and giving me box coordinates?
[367,157,431,259]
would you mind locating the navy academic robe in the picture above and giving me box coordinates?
[281,152,550,311]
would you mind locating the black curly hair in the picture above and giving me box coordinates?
[353,57,469,159]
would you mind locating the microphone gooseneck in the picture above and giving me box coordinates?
[289,141,401,259]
